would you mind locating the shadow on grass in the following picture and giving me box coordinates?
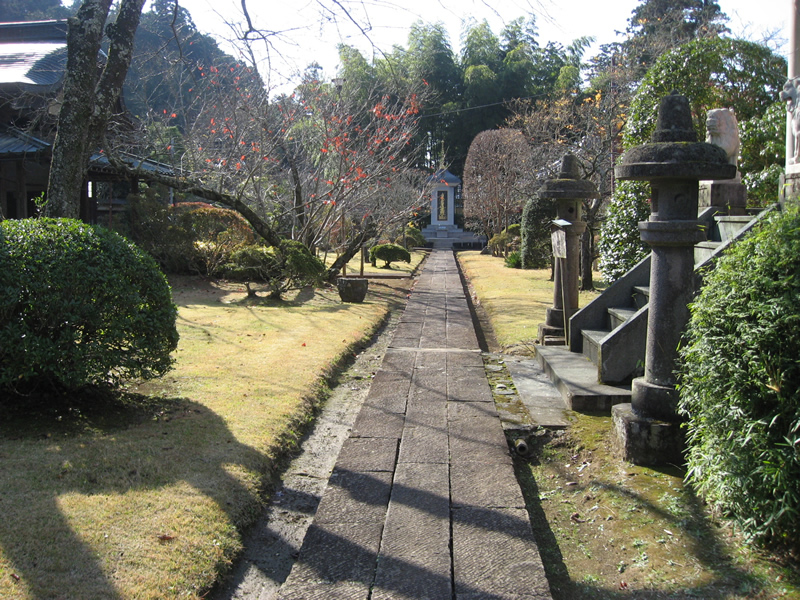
[514,448,800,600]
[0,390,281,599]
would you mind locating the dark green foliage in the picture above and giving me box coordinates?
[2,0,72,20]
[739,102,786,207]
[600,37,786,283]
[488,225,521,258]
[597,181,651,282]
[505,251,522,269]
[395,226,427,248]
[119,194,195,273]
[369,244,411,268]
[678,205,800,545]
[118,196,254,276]
[0,219,178,394]
[225,240,325,300]
[520,196,554,269]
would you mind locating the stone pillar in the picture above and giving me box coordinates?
[537,154,597,345]
[612,93,736,465]
[789,0,800,169]
[781,0,800,201]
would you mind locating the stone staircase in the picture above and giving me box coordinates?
[536,205,771,410]
[420,223,485,247]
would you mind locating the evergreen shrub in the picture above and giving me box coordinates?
[120,193,195,273]
[505,251,522,269]
[597,181,651,282]
[225,240,325,299]
[120,196,254,275]
[395,225,427,248]
[0,219,178,394]
[369,244,411,268]
[678,204,800,545]
[520,196,554,269]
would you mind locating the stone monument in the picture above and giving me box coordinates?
[698,107,747,214]
[537,154,597,345]
[612,92,736,466]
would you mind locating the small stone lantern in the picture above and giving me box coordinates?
[612,92,736,465]
[537,154,598,345]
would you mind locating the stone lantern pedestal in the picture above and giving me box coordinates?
[612,92,736,466]
[537,155,597,345]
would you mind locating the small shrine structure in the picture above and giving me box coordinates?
[420,169,483,246]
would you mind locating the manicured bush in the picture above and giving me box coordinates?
[488,224,523,258]
[0,218,179,394]
[225,240,325,299]
[369,243,411,268]
[487,232,508,257]
[119,196,254,276]
[520,196,554,269]
[678,204,800,545]
[178,206,255,276]
[120,193,196,273]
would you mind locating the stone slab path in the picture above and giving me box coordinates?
[276,249,552,600]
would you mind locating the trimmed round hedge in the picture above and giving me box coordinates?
[370,243,411,268]
[0,218,179,394]
[678,204,800,545]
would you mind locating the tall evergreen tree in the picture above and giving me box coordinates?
[624,0,729,78]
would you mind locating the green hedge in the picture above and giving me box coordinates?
[0,219,178,394]
[678,204,800,545]
[119,196,254,275]
[225,240,325,299]
[520,196,554,269]
[369,244,411,268]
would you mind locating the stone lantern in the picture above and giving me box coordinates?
[537,154,598,345]
[612,92,736,465]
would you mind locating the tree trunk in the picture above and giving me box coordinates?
[45,0,145,219]
[580,226,594,291]
[326,220,378,282]
[46,0,110,218]
[580,198,602,291]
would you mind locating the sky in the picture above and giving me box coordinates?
[173,0,789,93]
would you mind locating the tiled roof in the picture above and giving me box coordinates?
[0,41,66,87]
[427,169,462,186]
[0,126,50,155]
[0,21,67,90]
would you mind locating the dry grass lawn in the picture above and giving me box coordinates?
[457,251,600,348]
[0,268,415,599]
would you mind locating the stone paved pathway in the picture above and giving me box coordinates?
[276,249,552,600]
